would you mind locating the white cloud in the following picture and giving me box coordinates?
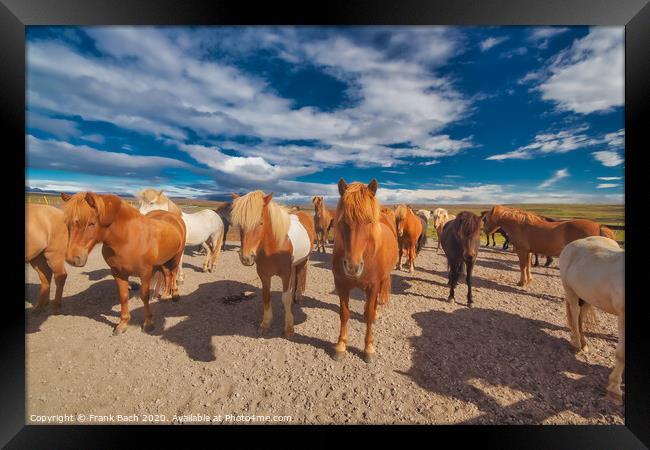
[535,28,624,114]
[27,111,79,138]
[539,168,569,189]
[597,183,619,188]
[597,176,622,181]
[528,27,569,42]
[480,37,508,52]
[592,150,624,167]
[80,134,105,144]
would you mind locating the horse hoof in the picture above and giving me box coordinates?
[284,330,295,339]
[363,353,376,364]
[160,294,172,301]
[332,350,346,361]
[257,326,270,335]
[447,297,454,303]
[142,322,155,333]
[467,302,473,308]
[172,294,180,303]
[112,326,127,336]
[129,282,140,291]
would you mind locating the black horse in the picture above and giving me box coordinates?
[415,211,428,254]
[215,202,232,251]
[440,211,482,308]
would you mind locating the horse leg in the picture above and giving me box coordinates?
[139,271,154,332]
[201,241,212,272]
[258,276,272,334]
[533,253,539,267]
[544,256,554,267]
[516,250,529,287]
[176,252,185,285]
[281,268,295,338]
[160,265,173,300]
[333,283,350,360]
[209,230,223,272]
[397,244,403,270]
[170,253,182,302]
[409,245,416,273]
[47,252,67,312]
[526,252,534,285]
[363,284,379,364]
[607,314,625,403]
[293,259,307,305]
[30,254,52,311]
[448,261,460,303]
[466,258,475,308]
[111,270,131,335]
[564,287,583,352]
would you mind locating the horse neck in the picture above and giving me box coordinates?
[166,198,183,216]
[102,201,143,247]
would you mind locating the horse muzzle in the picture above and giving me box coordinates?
[239,252,256,266]
[68,252,88,267]
[343,258,364,278]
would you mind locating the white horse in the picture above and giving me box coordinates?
[416,209,431,221]
[137,189,224,281]
[432,208,456,251]
[559,236,624,403]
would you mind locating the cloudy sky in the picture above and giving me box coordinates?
[26,26,624,204]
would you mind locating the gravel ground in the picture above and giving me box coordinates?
[25,241,624,425]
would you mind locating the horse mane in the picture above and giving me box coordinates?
[338,182,380,225]
[231,191,290,245]
[62,192,95,224]
[455,211,482,240]
[394,204,411,221]
[490,205,545,226]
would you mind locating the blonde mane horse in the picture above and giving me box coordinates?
[432,208,456,251]
[138,189,224,280]
[230,191,315,338]
[559,236,624,403]
[26,204,69,312]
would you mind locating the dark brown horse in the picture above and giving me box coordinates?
[440,211,482,307]
[332,179,398,363]
[62,192,186,334]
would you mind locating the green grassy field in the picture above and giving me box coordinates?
[26,193,625,244]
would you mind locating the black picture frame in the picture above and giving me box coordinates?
[4,0,648,447]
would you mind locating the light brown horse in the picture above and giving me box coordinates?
[394,204,424,273]
[433,208,456,252]
[484,205,616,287]
[26,204,69,312]
[61,192,186,334]
[230,191,315,338]
[311,196,337,253]
[332,179,398,363]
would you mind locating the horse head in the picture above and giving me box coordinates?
[137,189,167,215]
[336,178,380,278]
[61,191,122,267]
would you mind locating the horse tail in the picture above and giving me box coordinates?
[599,225,616,241]
[151,267,165,299]
[580,301,599,332]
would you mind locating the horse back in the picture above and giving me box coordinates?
[145,210,187,251]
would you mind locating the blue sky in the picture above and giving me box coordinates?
[26,26,624,204]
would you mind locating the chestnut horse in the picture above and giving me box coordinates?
[440,211,482,307]
[311,196,336,253]
[394,204,424,273]
[62,192,186,335]
[230,191,315,337]
[26,204,68,312]
[559,236,624,403]
[484,205,616,287]
[332,179,398,363]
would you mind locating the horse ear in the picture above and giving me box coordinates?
[312,196,318,204]
[263,193,273,205]
[338,178,348,196]
[230,192,239,199]
[368,179,378,196]
[60,192,72,202]
[157,190,164,199]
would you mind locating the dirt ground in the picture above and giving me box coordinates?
[25,240,624,425]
